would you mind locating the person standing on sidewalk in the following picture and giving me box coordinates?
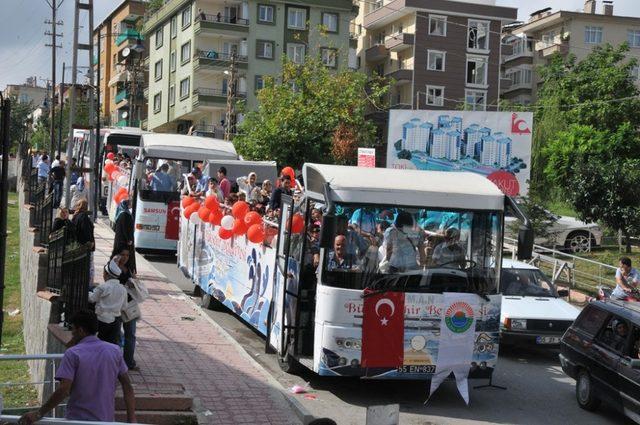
[72,199,95,283]
[49,159,65,208]
[18,310,136,424]
[114,248,141,371]
[112,199,136,274]
[89,259,128,344]
[36,154,50,184]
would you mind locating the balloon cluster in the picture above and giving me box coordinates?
[104,159,123,182]
[113,187,129,204]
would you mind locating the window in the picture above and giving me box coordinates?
[631,65,640,81]
[181,6,191,29]
[155,27,163,49]
[255,75,265,91]
[574,306,609,336]
[541,30,556,47]
[288,7,306,30]
[468,20,489,51]
[321,48,337,68]
[256,40,274,59]
[100,36,105,52]
[113,53,118,69]
[179,77,190,99]
[584,26,603,44]
[465,90,486,111]
[426,86,444,106]
[466,56,488,86]
[429,15,446,36]
[170,15,177,38]
[427,50,445,71]
[100,65,104,80]
[322,13,338,33]
[154,59,163,81]
[170,51,176,72]
[153,92,162,113]
[169,85,175,106]
[595,316,629,353]
[287,43,305,64]
[258,4,275,24]
[628,30,640,48]
[180,41,191,64]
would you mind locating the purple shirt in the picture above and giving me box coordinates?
[55,335,128,421]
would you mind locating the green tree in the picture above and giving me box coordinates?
[7,97,34,151]
[234,57,389,168]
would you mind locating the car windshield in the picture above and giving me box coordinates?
[501,268,556,297]
[320,203,502,294]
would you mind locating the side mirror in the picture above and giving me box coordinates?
[319,214,337,248]
[517,225,534,261]
[557,289,570,297]
[631,359,640,370]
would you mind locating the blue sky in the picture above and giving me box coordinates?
[0,0,638,91]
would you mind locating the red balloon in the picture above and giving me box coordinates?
[106,152,115,160]
[104,163,115,175]
[231,201,250,220]
[233,218,247,236]
[198,206,211,222]
[184,205,197,219]
[181,196,195,209]
[247,224,265,244]
[204,195,219,210]
[219,227,233,240]
[209,209,223,226]
[117,187,128,195]
[291,213,304,234]
[244,211,262,227]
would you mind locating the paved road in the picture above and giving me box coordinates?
[146,253,631,425]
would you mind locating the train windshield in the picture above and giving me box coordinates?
[320,204,502,294]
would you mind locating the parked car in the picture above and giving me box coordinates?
[505,211,603,253]
[560,301,640,423]
[500,259,579,346]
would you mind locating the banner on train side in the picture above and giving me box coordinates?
[386,110,534,196]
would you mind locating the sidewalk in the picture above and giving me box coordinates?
[92,221,302,425]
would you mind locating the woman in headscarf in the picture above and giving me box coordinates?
[68,176,88,213]
[72,199,95,285]
[112,198,136,274]
[236,172,257,199]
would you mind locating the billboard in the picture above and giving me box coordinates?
[386,110,533,196]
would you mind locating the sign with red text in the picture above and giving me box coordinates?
[357,148,376,168]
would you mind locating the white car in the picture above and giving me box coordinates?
[506,212,603,253]
[500,259,580,346]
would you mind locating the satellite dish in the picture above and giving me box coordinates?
[121,111,129,119]
[122,47,131,58]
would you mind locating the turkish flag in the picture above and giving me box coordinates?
[361,290,405,368]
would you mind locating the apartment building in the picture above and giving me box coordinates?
[503,0,640,104]
[353,0,516,113]
[94,0,148,127]
[3,79,48,108]
[142,0,355,135]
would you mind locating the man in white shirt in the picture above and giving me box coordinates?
[89,259,127,345]
[612,257,640,300]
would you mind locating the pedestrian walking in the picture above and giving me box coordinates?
[49,159,65,208]
[18,310,136,424]
[65,176,88,213]
[89,259,128,345]
[36,154,50,184]
[112,199,136,274]
[72,199,95,283]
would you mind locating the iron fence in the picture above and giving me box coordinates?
[46,226,76,294]
[27,168,39,204]
[31,180,47,224]
[34,191,54,244]
[60,244,90,327]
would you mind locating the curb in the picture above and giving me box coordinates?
[132,243,315,425]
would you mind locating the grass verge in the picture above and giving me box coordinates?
[0,192,38,407]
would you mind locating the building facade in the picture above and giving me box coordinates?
[3,80,48,109]
[502,1,640,104]
[353,0,516,113]
[94,0,148,127]
[142,0,355,135]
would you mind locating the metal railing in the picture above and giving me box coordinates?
[196,50,249,63]
[28,168,39,204]
[31,181,47,224]
[34,191,54,245]
[196,12,249,26]
[46,226,76,294]
[0,416,131,424]
[60,244,90,327]
[194,87,247,98]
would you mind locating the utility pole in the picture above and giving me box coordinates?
[0,95,10,346]
[58,62,65,156]
[224,50,238,141]
[45,0,64,158]
[64,0,93,209]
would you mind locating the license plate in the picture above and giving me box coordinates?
[536,336,561,344]
[396,365,436,374]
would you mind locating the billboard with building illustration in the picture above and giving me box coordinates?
[386,110,533,196]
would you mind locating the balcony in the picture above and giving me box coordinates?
[385,68,412,84]
[115,89,128,104]
[385,32,414,52]
[192,87,247,108]
[365,44,389,62]
[116,29,142,46]
[364,0,412,30]
[116,119,140,127]
[195,13,249,36]
[194,50,249,71]
[537,41,569,58]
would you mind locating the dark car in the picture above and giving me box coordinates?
[560,301,640,423]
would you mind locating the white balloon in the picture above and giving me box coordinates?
[190,213,202,225]
[221,215,234,230]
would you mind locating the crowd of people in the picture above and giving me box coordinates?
[32,150,86,210]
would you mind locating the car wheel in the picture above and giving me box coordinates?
[565,231,593,253]
[277,343,301,374]
[576,370,600,411]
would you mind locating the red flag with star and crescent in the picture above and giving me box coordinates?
[361,290,405,368]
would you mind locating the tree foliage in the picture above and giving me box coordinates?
[234,57,389,169]
[6,97,34,151]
